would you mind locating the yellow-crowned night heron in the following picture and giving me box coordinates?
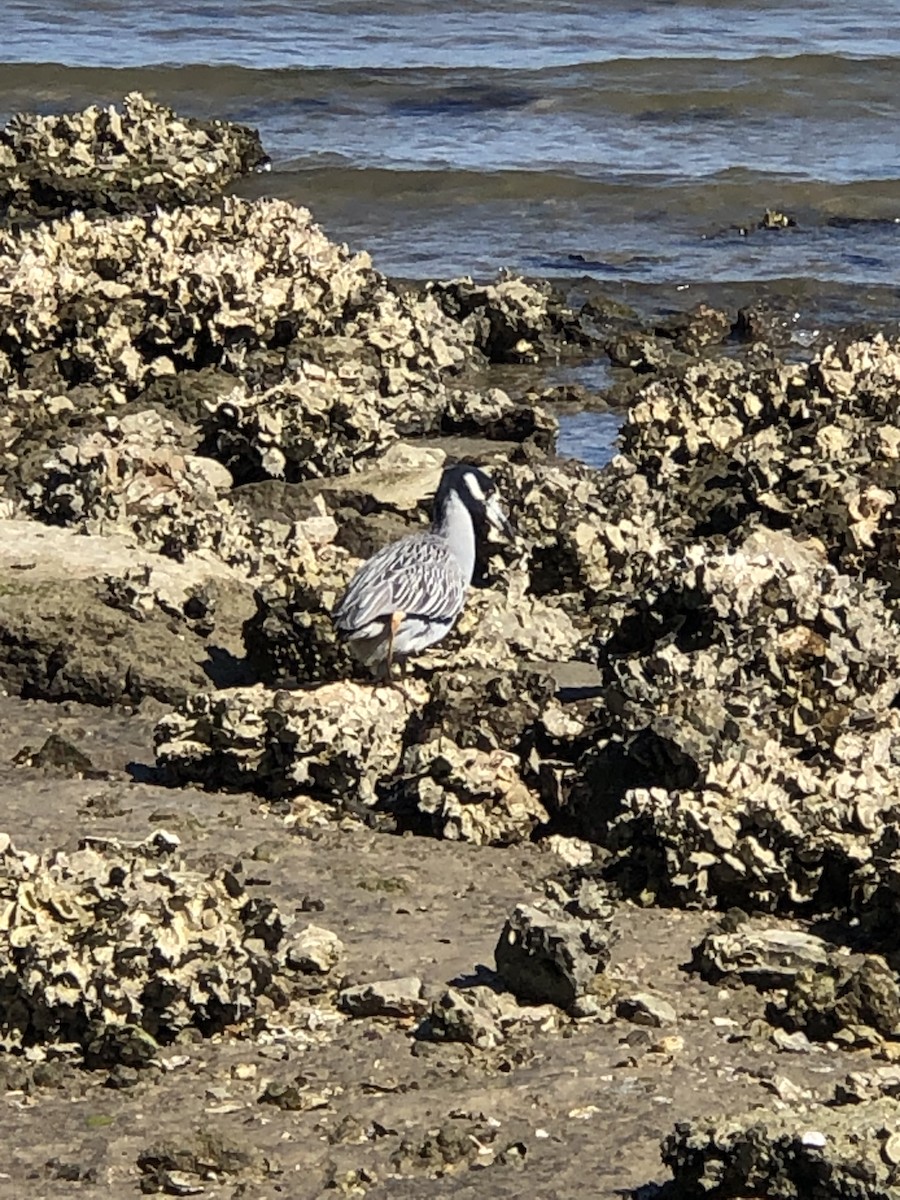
[332,462,512,682]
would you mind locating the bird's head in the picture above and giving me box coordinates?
[435,462,513,539]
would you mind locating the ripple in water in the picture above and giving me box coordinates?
[557,410,623,471]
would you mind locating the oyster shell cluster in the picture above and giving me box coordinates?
[0,91,266,220]
[0,834,285,1065]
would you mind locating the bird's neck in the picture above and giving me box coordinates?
[432,490,476,583]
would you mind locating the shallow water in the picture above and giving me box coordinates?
[4,3,900,342]
[557,411,623,471]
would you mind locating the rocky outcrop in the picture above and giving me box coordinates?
[663,1098,900,1198]
[0,92,266,220]
[0,834,287,1066]
[0,519,252,706]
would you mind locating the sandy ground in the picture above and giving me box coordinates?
[0,692,882,1200]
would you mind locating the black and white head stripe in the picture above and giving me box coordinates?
[435,462,495,513]
[461,468,489,504]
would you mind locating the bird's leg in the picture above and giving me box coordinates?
[383,610,411,700]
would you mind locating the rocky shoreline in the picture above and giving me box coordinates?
[3,96,900,1197]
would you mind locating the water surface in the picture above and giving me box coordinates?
[3,5,899,323]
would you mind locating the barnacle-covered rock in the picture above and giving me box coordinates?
[450,568,587,670]
[489,456,666,623]
[0,834,287,1064]
[205,372,552,488]
[834,1066,900,1105]
[386,741,548,845]
[241,543,357,686]
[426,275,596,362]
[565,527,900,911]
[411,668,559,754]
[601,527,899,756]
[0,197,471,435]
[733,300,799,346]
[662,1098,900,1198]
[283,924,345,981]
[204,365,456,486]
[617,336,900,590]
[441,387,559,447]
[605,331,678,373]
[0,92,266,220]
[654,303,732,355]
[154,681,423,803]
[19,398,346,572]
[692,926,831,989]
[29,409,232,547]
[591,722,900,914]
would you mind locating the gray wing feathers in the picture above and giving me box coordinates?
[333,534,466,634]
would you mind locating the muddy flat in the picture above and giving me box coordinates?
[0,694,880,1199]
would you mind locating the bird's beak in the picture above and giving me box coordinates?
[485,494,514,539]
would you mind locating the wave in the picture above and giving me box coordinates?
[245,163,900,214]
[1,53,899,111]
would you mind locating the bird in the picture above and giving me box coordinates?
[331,462,512,684]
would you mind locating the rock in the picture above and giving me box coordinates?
[390,1120,480,1176]
[449,570,586,670]
[834,1066,900,1105]
[772,955,900,1045]
[0,834,287,1065]
[0,518,247,610]
[154,681,421,802]
[0,519,252,707]
[655,304,732,355]
[338,977,426,1019]
[605,331,678,373]
[770,1028,812,1054]
[561,877,616,922]
[733,301,799,347]
[283,925,344,976]
[0,196,477,510]
[258,1076,332,1112]
[423,987,505,1049]
[692,927,831,989]
[313,445,447,517]
[388,741,548,846]
[0,577,210,707]
[494,903,609,1009]
[427,275,595,362]
[241,559,357,688]
[28,409,234,554]
[410,667,559,754]
[566,525,900,913]
[662,1098,900,1198]
[0,518,253,708]
[0,92,266,221]
[616,992,677,1028]
[13,733,96,776]
[545,836,596,870]
[137,1130,269,1193]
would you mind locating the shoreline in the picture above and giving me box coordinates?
[2,95,900,1198]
